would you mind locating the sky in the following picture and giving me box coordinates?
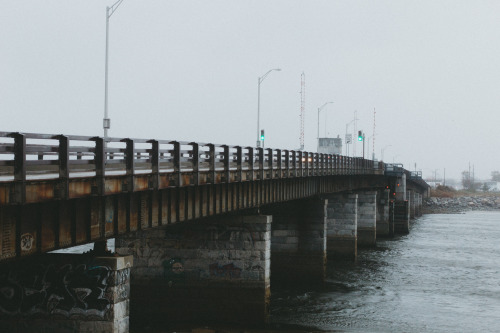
[1,0,500,182]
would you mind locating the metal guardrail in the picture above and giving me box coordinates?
[0,132,427,203]
[0,131,383,182]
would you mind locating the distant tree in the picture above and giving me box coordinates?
[482,183,490,192]
[491,171,500,181]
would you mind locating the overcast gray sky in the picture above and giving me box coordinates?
[1,1,499,182]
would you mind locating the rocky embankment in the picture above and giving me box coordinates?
[424,195,500,214]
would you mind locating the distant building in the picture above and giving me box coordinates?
[318,136,342,154]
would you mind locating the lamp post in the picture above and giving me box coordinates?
[317,102,333,151]
[381,145,392,161]
[103,0,125,142]
[256,68,281,148]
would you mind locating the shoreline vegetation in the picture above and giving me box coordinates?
[423,185,500,214]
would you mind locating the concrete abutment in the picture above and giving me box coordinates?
[115,215,271,327]
[0,254,133,333]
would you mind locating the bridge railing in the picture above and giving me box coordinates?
[0,132,387,187]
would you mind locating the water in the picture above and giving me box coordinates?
[271,211,500,332]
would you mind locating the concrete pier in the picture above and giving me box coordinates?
[393,200,410,234]
[115,215,271,326]
[325,193,358,261]
[356,191,377,247]
[376,189,392,237]
[0,254,133,333]
[265,198,327,284]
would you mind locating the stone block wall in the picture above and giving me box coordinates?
[357,191,377,247]
[264,198,327,284]
[325,193,358,260]
[115,215,271,326]
[376,189,391,237]
[0,254,132,333]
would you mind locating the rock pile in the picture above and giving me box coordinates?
[424,196,500,214]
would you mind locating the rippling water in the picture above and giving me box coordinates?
[271,211,500,332]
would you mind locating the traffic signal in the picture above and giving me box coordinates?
[358,130,363,141]
[260,129,265,141]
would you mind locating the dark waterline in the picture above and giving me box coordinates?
[271,211,500,332]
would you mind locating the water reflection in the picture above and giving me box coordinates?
[271,212,500,333]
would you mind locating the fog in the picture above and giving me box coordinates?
[1,1,499,182]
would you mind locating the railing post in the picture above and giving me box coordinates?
[191,142,200,185]
[223,145,230,183]
[267,148,273,179]
[304,152,309,177]
[236,146,242,181]
[58,135,69,199]
[247,147,254,181]
[172,141,181,187]
[124,139,135,192]
[258,148,264,180]
[286,150,291,178]
[149,140,159,190]
[208,144,215,184]
[11,133,26,204]
[93,137,105,196]
[297,151,303,177]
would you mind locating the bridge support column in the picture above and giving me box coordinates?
[393,200,410,234]
[356,191,377,247]
[265,198,327,284]
[0,254,133,333]
[115,215,271,327]
[325,193,357,261]
[408,190,416,219]
[376,189,391,237]
[415,193,422,217]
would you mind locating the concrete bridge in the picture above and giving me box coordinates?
[0,131,429,332]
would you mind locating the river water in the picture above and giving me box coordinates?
[271,211,500,332]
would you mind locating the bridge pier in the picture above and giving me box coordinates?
[356,191,377,247]
[408,190,416,219]
[0,254,133,333]
[376,189,393,237]
[325,193,357,261]
[263,198,327,284]
[115,214,271,327]
[393,200,410,234]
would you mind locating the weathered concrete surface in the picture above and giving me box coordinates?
[393,200,410,234]
[376,189,392,237]
[0,254,133,333]
[263,198,327,284]
[116,215,271,327]
[356,191,377,247]
[325,193,357,261]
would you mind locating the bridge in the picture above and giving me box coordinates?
[0,131,429,332]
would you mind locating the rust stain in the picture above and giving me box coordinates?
[0,185,10,204]
[26,183,54,203]
[134,175,149,191]
[69,180,92,198]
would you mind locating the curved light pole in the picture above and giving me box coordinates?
[317,102,333,151]
[103,0,125,142]
[256,68,281,147]
[381,145,392,161]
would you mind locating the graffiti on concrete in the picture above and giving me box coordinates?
[209,263,241,279]
[163,258,185,287]
[0,262,113,319]
[20,233,34,252]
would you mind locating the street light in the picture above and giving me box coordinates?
[381,145,392,161]
[317,102,333,151]
[103,0,125,142]
[256,68,281,147]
